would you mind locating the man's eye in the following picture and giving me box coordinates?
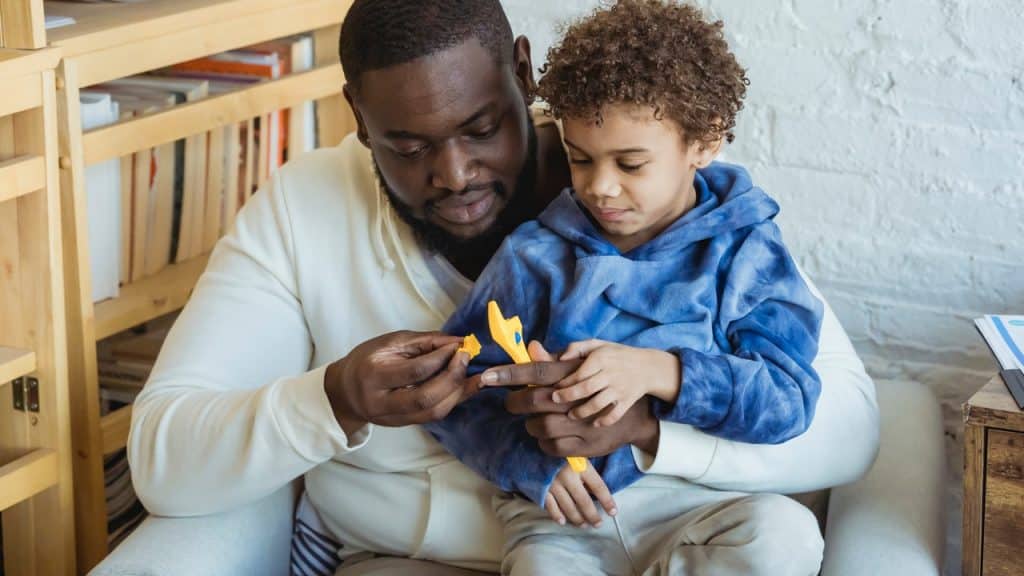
[395,146,428,159]
[569,158,592,165]
[469,125,499,140]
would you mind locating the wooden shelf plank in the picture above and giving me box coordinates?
[0,155,45,204]
[83,65,343,165]
[0,346,36,385]
[94,253,210,341]
[48,0,351,87]
[0,0,46,50]
[0,48,60,81]
[100,405,132,456]
[0,449,58,511]
[0,68,42,117]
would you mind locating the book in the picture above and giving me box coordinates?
[976,315,1024,373]
[79,92,122,302]
[975,314,1024,409]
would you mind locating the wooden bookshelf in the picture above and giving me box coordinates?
[49,0,357,570]
[0,46,75,576]
[0,347,36,386]
[0,0,46,49]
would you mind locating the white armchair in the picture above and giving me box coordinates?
[89,379,946,576]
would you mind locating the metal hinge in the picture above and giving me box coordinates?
[11,377,40,413]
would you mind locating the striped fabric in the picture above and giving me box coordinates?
[291,492,342,576]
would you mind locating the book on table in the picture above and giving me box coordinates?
[975,314,1024,408]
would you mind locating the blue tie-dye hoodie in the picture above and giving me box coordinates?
[424,162,823,507]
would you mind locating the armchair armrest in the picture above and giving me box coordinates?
[89,482,298,576]
[821,379,946,576]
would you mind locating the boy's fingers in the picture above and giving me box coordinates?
[527,340,556,362]
[545,494,566,526]
[560,339,606,360]
[583,470,618,517]
[566,473,602,527]
[596,401,629,428]
[553,376,601,403]
[572,389,617,421]
[550,484,584,527]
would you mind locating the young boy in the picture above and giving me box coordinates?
[426,1,825,573]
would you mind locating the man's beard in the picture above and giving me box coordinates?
[375,121,538,256]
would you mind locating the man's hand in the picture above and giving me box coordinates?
[484,341,661,458]
[554,339,680,427]
[544,464,617,528]
[324,331,472,434]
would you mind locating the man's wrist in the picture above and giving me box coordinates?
[631,410,660,455]
[324,358,367,437]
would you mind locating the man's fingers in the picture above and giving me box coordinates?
[505,387,573,416]
[378,351,468,417]
[391,332,465,356]
[524,414,578,440]
[376,377,465,426]
[480,359,583,388]
[380,343,460,389]
[550,483,584,527]
[582,469,617,517]
[545,494,566,525]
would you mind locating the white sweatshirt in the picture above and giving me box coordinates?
[128,132,880,571]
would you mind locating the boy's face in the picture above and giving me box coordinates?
[562,104,720,253]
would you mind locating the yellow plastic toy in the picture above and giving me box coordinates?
[458,334,482,360]
[487,300,588,473]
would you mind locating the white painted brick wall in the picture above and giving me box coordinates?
[503,1,1024,573]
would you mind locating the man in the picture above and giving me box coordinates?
[129,1,879,574]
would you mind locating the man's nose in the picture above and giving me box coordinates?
[430,141,479,192]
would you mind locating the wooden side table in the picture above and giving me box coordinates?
[963,374,1024,576]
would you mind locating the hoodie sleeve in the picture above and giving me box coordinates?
[652,222,824,444]
[423,238,565,506]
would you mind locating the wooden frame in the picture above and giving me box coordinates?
[51,0,356,570]
[0,47,75,576]
[0,0,46,49]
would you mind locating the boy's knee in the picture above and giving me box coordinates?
[740,494,824,576]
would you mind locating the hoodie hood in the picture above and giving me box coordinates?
[537,162,779,260]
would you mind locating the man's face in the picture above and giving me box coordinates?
[349,38,533,247]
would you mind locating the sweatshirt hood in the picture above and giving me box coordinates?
[537,162,779,259]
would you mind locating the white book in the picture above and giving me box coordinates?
[80,92,122,302]
[975,315,1024,372]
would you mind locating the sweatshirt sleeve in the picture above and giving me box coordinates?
[635,268,880,493]
[423,239,565,506]
[651,223,824,443]
[128,171,370,517]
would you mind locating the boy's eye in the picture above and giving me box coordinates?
[618,162,647,172]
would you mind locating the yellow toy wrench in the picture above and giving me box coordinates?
[487,300,588,473]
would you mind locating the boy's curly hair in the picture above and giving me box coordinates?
[537,0,748,144]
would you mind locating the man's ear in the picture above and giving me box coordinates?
[343,84,371,148]
[512,35,537,106]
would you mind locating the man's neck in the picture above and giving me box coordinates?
[445,120,570,281]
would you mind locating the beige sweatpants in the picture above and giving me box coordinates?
[337,475,823,576]
[495,475,824,576]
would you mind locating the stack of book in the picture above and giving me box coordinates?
[97,313,176,549]
[81,35,317,302]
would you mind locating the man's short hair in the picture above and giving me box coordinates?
[340,0,515,93]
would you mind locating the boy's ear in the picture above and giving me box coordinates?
[693,136,724,169]
[343,84,371,148]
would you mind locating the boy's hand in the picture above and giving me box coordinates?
[544,464,617,527]
[553,340,680,427]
